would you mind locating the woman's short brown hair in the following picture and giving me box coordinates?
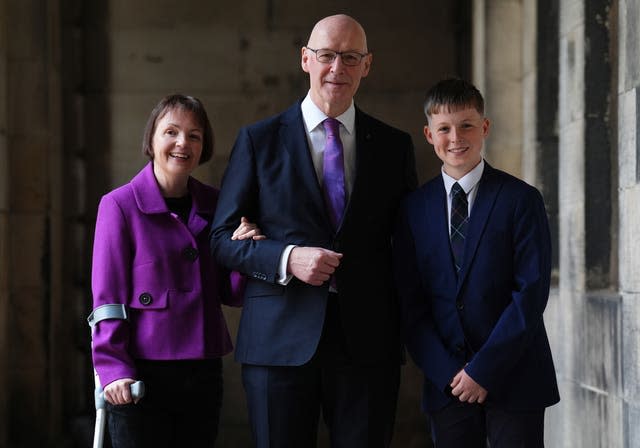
[142,94,214,165]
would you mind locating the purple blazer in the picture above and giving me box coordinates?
[91,162,243,388]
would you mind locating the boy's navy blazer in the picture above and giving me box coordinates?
[393,163,560,412]
[211,100,417,367]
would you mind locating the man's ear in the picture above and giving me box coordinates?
[301,47,311,73]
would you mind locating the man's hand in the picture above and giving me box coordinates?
[450,368,488,404]
[288,247,343,286]
[103,378,138,405]
[232,216,266,241]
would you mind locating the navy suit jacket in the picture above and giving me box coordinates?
[393,163,560,412]
[211,101,417,367]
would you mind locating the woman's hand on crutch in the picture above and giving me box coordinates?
[104,378,141,405]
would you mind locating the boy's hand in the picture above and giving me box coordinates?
[450,369,488,404]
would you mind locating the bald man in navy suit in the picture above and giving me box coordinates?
[211,14,417,447]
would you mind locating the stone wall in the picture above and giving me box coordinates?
[474,0,640,447]
[546,1,625,446]
[0,0,66,446]
[618,1,640,446]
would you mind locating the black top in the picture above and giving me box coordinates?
[165,195,192,224]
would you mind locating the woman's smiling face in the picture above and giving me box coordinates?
[151,107,203,185]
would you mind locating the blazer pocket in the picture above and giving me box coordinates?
[245,280,285,298]
[130,261,170,310]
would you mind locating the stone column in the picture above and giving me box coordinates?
[0,0,9,445]
[472,0,524,177]
[473,0,560,274]
[1,0,64,445]
[618,1,640,446]
[45,0,65,440]
[522,0,538,185]
[550,1,622,447]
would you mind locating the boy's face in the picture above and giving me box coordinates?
[424,106,490,180]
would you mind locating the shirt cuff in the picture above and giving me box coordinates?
[277,245,296,285]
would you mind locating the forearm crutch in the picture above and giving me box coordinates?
[88,304,145,448]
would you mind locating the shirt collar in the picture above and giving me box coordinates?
[301,92,355,134]
[442,159,485,195]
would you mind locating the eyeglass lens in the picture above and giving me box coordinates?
[315,50,363,66]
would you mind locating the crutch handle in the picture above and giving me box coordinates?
[129,380,145,401]
[95,380,146,410]
[93,381,145,448]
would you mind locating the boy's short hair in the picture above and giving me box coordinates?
[423,78,485,120]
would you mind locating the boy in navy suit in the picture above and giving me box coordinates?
[393,78,559,447]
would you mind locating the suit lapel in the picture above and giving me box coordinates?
[408,178,458,288]
[340,108,374,233]
[456,163,502,293]
[280,104,333,229]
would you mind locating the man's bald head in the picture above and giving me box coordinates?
[301,14,372,117]
[307,14,368,52]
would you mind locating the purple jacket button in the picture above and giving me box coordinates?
[139,292,152,305]
[182,247,199,261]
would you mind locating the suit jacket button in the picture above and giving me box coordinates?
[139,292,152,306]
[455,344,465,353]
[456,301,464,310]
[182,246,199,261]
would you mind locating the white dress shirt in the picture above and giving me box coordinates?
[277,93,357,284]
[441,159,485,236]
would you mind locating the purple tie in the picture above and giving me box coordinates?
[322,118,346,230]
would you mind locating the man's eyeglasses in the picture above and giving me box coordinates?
[306,47,369,66]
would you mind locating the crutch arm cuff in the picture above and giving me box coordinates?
[87,304,129,328]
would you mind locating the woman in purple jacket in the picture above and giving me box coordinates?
[90,94,260,447]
